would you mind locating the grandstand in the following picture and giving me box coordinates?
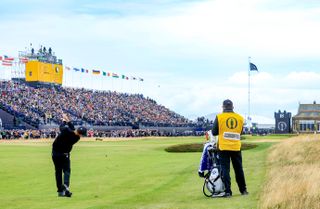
[0,80,195,132]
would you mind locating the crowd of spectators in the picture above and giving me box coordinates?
[194,116,214,130]
[0,129,204,139]
[0,129,58,139]
[0,81,194,128]
[89,129,204,138]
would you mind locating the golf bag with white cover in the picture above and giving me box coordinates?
[199,130,225,197]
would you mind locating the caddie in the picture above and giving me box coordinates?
[211,99,248,197]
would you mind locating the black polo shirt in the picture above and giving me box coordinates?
[52,121,80,153]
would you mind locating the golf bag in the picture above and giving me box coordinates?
[199,131,225,197]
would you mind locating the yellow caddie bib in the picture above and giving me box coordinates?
[217,112,244,151]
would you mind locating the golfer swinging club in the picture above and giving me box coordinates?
[52,113,87,197]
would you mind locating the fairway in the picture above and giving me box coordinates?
[0,136,277,209]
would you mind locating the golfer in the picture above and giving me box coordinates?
[52,114,87,197]
[212,99,248,197]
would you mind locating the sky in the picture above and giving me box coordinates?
[1,0,320,124]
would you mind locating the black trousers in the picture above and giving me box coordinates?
[219,150,247,195]
[52,151,71,192]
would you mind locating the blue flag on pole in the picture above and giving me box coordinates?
[250,63,258,71]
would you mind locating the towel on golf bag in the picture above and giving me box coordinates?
[198,142,214,173]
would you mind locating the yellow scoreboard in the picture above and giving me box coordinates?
[25,60,63,85]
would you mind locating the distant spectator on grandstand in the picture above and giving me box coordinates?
[23,130,29,139]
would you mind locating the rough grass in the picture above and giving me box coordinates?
[259,135,320,209]
[241,134,297,140]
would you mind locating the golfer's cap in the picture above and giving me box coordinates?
[77,126,87,136]
[223,99,233,108]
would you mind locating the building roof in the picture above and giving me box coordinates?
[293,103,320,120]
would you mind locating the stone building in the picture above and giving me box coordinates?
[292,101,320,133]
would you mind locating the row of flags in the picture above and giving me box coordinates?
[66,66,144,81]
[0,55,28,66]
[0,54,144,82]
[2,53,258,82]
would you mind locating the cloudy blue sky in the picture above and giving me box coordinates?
[1,0,320,123]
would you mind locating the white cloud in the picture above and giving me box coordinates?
[150,0,320,59]
[2,0,320,68]
[143,70,320,123]
[1,0,320,125]
[285,72,320,87]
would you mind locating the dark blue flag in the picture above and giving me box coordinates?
[250,63,258,71]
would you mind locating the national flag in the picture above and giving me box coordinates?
[139,77,144,82]
[92,70,100,75]
[2,55,13,66]
[73,67,80,72]
[122,75,128,79]
[65,66,71,70]
[249,63,258,71]
[19,56,28,63]
[131,76,137,80]
[103,71,107,76]
[4,55,14,61]
[0,56,2,61]
[81,68,89,73]
[107,72,111,76]
[112,73,119,78]
[2,60,13,66]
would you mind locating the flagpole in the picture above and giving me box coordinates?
[248,56,251,133]
[101,72,103,91]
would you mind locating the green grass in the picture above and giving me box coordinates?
[0,136,286,209]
